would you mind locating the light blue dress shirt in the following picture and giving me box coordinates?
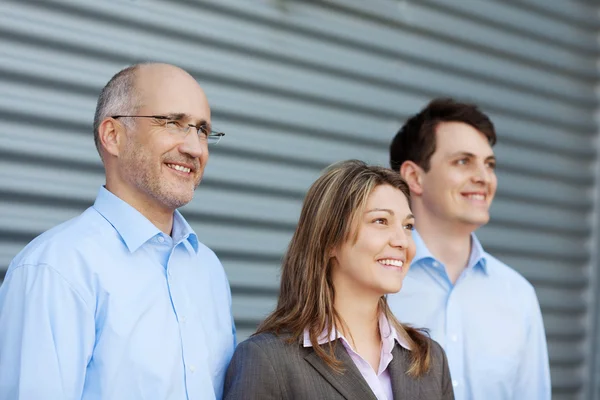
[0,186,236,400]
[388,230,551,400]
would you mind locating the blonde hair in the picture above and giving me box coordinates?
[257,160,431,377]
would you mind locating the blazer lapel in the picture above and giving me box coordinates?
[304,340,378,400]
[389,344,420,399]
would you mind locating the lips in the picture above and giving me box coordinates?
[376,257,407,273]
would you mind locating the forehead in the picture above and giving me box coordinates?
[433,121,494,157]
[365,184,411,214]
[136,66,211,121]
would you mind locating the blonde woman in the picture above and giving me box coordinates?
[224,160,453,400]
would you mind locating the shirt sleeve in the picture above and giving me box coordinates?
[0,263,95,400]
[514,288,552,400]
[227,277,237,348]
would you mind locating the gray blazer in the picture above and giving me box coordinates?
[224,332,454,400]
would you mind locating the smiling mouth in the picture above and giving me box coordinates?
[378,259,404,268]
[166,163,192,174]
[463,193,486,201]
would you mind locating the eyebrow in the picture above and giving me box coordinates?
[366,209,415,220]
[366,208,394,215]
[165,113,188,121]
[449,151,496,161]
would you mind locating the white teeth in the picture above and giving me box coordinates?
[379,259,404,267]
[167,164,191,173]
[467,194,485,200]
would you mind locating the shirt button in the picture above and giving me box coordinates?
[452,380,459,387]
[451,334,458,342]
[168,269,172,277]
[432,261,440,268]
[189,364,196,373]
[157,236,165,243]
[181,316,187,324]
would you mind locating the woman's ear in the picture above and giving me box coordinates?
[399,161,424,196]
[329,247,337,259]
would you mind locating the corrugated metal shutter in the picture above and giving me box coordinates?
[1,0,598,398]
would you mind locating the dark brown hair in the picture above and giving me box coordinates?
[390,98,496,172]
[256,160,431,377]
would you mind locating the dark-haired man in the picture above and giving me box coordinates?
[387,98,550,400]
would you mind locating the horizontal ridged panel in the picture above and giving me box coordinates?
[0,0,597,398]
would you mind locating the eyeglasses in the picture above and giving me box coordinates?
[111,115,225,145]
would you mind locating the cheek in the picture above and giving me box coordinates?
[200,148,210,163]
[426,171,461,193]
[342,233,380,268]
[490,175,498,194]
[406,238,417,264]
[446,171,469,189]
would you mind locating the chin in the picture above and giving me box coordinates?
[167,186,195,204]
[472,214,490,226]
[158,193,194,210]
[457,212,489,227]
[382,282,404,295]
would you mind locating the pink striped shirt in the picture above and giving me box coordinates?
[303,314,410,400]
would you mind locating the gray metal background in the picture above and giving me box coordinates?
[1,0,599,398]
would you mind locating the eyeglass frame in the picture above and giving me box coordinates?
[111,114,225,145]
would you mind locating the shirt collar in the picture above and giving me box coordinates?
[467,233,487,273]
[412,230,488,274]
[92,186,198,253]
[172,209,199,253]
[302,313,411,351]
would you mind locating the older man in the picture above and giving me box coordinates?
[0,63,235,399]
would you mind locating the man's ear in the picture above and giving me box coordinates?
[399,161,424,196]
[98,118,123,158]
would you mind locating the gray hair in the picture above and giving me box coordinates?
[93,64,141,158]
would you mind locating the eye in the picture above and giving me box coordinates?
[404,223,415,231]
[456,158,468,166]
[198,125,210,139]
[373,218,388,225]
[486,161,496,170]
[165,120,181,129]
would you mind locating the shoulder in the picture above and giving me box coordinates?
[196,240,219,259]
[483,252,538,299]
[193,240,231,290]
[4,207,115,307]
[9,207,109,272]
[195,241,225,272]
[427,337,446,361]
[235,332,306,362]
[422,337,449,379]
[237,332,297,353]
[229,332,301,374]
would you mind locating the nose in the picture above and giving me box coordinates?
[472,162,492,184]
[390,226,409,248]
[179,131,206,159]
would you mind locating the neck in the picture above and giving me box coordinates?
[105,181,174,235]
[413,206,476,284]
[333,287,380,348]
